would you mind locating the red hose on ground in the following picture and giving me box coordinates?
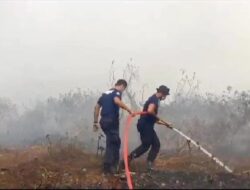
[123,112,147,190]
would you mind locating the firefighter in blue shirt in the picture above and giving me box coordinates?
[93,79,134,174]
[125,85,171,171]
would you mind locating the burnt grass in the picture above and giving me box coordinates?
[0,145,250,189]
[132,171,250,189]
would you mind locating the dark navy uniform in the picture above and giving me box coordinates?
[130,94,161,162]
[97,88,122,172]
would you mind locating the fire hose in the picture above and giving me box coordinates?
[123,112,233,190]
[123,112,147,190]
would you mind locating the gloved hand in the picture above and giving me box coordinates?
[165,122,173,129]
[158,120,173,129]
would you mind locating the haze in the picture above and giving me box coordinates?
[0,0,250,106]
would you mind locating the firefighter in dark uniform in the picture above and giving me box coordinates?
[93,79,134,174]
[126,85,171,171]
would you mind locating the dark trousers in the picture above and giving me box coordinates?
[100,117,120,171]
[130,122,160,162]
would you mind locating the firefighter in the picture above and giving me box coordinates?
[125,85,171,171]
[93,79,134,174]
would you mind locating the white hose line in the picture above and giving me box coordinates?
[171,127,233,173]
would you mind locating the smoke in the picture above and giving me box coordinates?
[0,65,249,161]
[0,89,99,151]
[157,80,250,159]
